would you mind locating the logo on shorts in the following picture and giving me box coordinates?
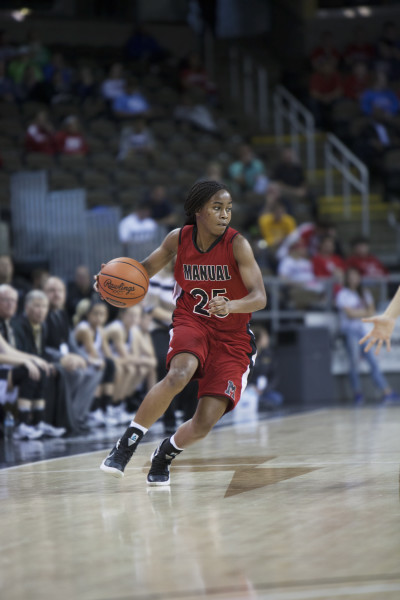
[225,380,236,400]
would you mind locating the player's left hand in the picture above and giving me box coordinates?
[359,314,396,355]
[208,297,230,316]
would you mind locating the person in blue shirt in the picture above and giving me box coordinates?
[360,71,399,117]
[112,78,150,119]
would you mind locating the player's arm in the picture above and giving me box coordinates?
[75,327,99,360]
[104,324,129,359]
[208,234,267,316]
[360,286,400,355]
[141,229,179,278]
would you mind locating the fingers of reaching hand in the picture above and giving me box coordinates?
[375,339,384,356]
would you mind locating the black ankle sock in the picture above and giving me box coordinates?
[100,394,112,411]
[163,437,183,457]
[121,425,145,448]
[18,410,31,425]
[32,409,45,426]
[91,397,101,412]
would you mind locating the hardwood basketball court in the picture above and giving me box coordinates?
[1,407,400,600]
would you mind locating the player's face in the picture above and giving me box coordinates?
[89,304,108,328]
[196,190,232,236]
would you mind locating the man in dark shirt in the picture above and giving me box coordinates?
[272,147,317,218]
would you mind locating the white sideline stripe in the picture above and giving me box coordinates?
[257,582,400,599]
[0,409,329,473]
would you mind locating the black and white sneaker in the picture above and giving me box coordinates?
[100,428,142,478]
[147,438,182,486]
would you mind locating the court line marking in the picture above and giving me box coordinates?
[0,409,328,473]
[253,583,400,599]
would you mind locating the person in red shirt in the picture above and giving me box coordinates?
[310,30,341,70]
[25,110,57,155]
[55,115,89,156]
[309,59,343,128]
[312,235,345,293]
[346,236,388,277]
[343,61,371,102]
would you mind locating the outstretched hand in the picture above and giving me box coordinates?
[359,315,396,355]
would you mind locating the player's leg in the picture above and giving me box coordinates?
[146,395,229,486]
[100,352,199,478]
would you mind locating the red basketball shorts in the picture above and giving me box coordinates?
[166,316,257,411]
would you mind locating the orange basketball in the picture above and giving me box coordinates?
[98,257,149,308]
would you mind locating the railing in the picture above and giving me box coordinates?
[273,85,316,177]
[228,46,269,131]
[325,133,370,235]
[255,274,397,335]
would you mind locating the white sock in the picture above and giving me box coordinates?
[170,433,184,451]
[129,420,148,435]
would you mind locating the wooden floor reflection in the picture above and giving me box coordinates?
[1,408,400,600]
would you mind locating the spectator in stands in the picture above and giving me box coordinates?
[112,78,150,119]
[346,236,388,278]
[0,59,17,101]
[271,147,317,218]
[43,276,103,433]
[312,234,345,292]
[336,267,396,404]
[310,30,340,70]
[13,290,65,438]
[354,106,400,172]
[66,265,96,320]
[343,61,371,102]
[8,46,41,85]
[278,240,325,309]
[74,65,98,102]
[0,254,30,309]
[49,69,74,105]
[228,144,266,194]
[180,51,217,98]
[118,200,159,244]
[117,118,155,160]
[55,116,89,156]
[101,62,126,102]
[124,26,167,63]
[309,58,343,129]
[343,26,374,69]
[22,63,53,103]
[74,300,132,427]
[25,29,50,67]
[375,21,400,80]
[25,110,57,155]
[174,92,218,133]
[203,161,225,184]
[258,200,297,272]
[146,185,176,228]
[360,71,399,117]
[31,268,50,291]
[42,52,72,87]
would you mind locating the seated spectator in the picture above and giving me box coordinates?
[278,240,325,309]
[375,21,400,80]
[74,65,98,102]
[312,234,345,292]
[0,59,18,102]
[22,63,53,103]
[229,144,266,194]
[124,26,167,63]
[310,30,340,70]
[25,29,50,67]
[343,26,374,69]
[258,201,297,272]
[66,264,96,320]
[309,58,343,128]
[8,46,41,85]
[247,325,283,409]
[74,300,132,427]
[13,290,65,438]
[118,201,159,244]
[0,254,31,309]
[346,236,388,278]
[31,268,50,291]
[203,161,226,184]
[101,62,126,102]
[271,147,317,218]
[180,51,217,98]
[360,71,399,117]
[42,52,72,87]
[117,118,155,160]
[49,69,74,105]
[112,78,150,119]
[336,267,397,404]
[25,110,57,155]
[353,106,400,172]
[55,116,89,156]
[174,92,218,133]
[343,61,371,102]
[43,277,103,433]
[146,185,176,228]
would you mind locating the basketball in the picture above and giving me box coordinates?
[98,257,149,308]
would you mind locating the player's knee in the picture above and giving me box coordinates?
[164,366,192,392]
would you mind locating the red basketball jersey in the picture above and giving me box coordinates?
[174,225,251,331]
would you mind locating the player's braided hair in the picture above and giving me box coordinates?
[184,180,230,225]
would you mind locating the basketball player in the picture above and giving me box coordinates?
[360,286,400,355]
[98,180,267,485]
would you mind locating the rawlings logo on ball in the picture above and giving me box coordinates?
[104,279,136,295]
